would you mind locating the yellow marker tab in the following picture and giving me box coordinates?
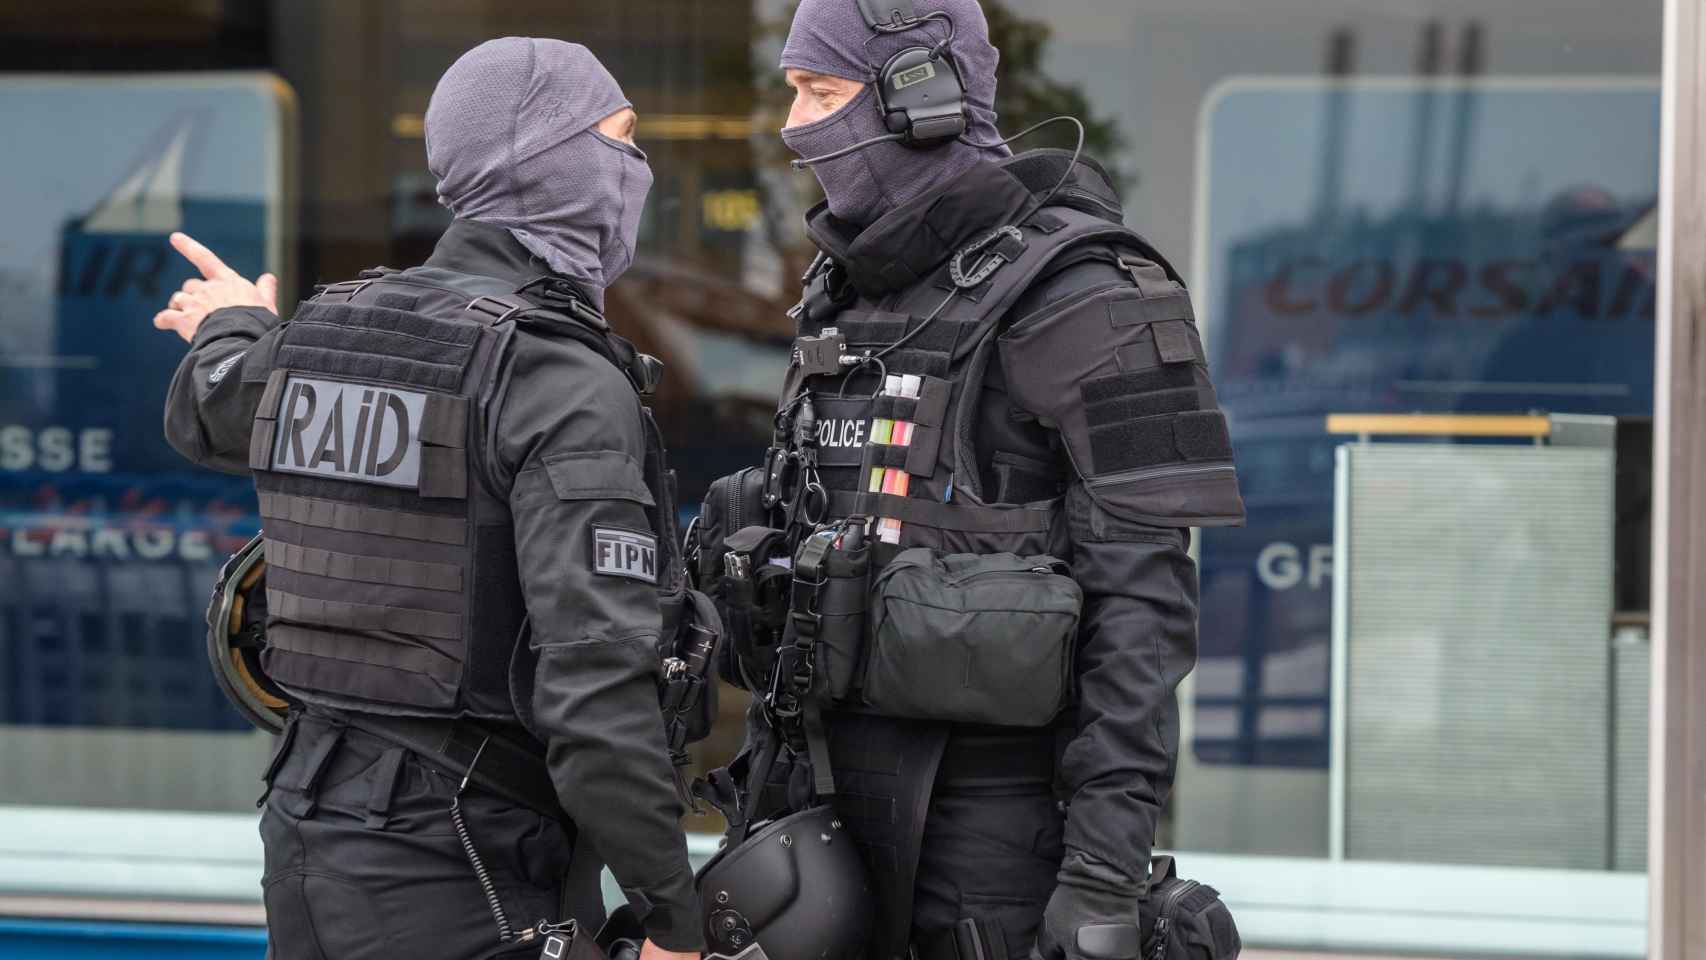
[1324,413,1551,438]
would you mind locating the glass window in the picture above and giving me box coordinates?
[0,1,1662,956]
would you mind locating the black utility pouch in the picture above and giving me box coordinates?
[864,548,1082,727]
[811,540,871,702]
[1140,856,1242,960]
[661,587,723,746]
[695,465,780,692]
[693,465,769,588]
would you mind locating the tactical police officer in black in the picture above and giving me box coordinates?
[696,3,1245,960]
[156,39,705,960]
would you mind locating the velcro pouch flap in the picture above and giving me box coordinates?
[863,549,1081,726]
[1107,286,1195,328]
[544,450,655,505]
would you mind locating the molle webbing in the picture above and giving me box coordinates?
[264,539,463,593]
[827,490,1054,533]
[259,491,468,545]
[791,205,1151,543]
[267,589,463,641]
[837,311,967,380]
[266,624,461,686]
[279,300,480,393]
[838,312,967,353]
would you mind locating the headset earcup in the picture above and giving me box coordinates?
[878,45,967,145]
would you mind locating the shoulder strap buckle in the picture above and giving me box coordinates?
[465,294,530,326]
[313,278,371,304]
[517,275,609,331]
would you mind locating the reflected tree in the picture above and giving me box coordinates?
[984,1,1133,189]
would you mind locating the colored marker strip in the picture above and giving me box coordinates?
[868,375,898,494]
[878,375,922,544]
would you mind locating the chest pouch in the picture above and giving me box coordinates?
[863,548,1082,727]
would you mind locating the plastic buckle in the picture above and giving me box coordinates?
[787,635,817,695]
[516,275,610,329]
[631,354,664,399]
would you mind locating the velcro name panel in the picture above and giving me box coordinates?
[266,374,427,490]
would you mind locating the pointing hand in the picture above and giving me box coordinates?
[153,231,279,342]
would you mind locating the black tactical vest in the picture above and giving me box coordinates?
[781,205,1197,555]
[760,155,1242,958]
[244,274,679,722]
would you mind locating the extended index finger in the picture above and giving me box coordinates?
[170,232,235,280]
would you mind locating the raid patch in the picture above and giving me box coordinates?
[592,527,657,583]
[271,375,425,489]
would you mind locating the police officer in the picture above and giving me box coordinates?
[726,2,1246,959]
[155,38,703,960]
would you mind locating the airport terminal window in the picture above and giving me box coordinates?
[0,1,1664,955]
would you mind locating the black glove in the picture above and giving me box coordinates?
[1030,852,1144,960]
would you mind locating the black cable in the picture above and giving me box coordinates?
[451,797,514,942]
[791,132,909,169]
[960,114,1088,218]
[450,738,514,944]
[851,117,1085,371]
[863,9,955,45]
[872,287,960,362]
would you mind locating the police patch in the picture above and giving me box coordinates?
[592,527,657,583]
[270,375,425,489]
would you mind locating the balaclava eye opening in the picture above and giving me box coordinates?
[780,0,1010,228]
[425,37,653,311]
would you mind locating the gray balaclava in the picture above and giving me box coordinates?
[780,0,1010,228]
[426,37,652,310]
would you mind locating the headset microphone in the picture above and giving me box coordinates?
[790,132,908,169]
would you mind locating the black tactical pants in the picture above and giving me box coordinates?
[259,712,574,960]
[911,733,1065,960]
[823,713,1065,960]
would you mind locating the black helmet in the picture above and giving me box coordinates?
[696,805,874,960]
[205,532,294,733]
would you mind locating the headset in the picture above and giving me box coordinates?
[796,0,1086,222]
[858,0,968,145]
[793,1,968,169]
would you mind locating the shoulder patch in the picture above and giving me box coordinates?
[592,526,658,584]
[209,351,245,384]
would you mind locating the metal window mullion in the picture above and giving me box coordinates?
[1650,0,1706,955]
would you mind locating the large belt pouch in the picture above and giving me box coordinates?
[864,548,1082,727]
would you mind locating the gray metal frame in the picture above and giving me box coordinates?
[1651,0,1706,954]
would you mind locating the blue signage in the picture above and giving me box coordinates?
[0,75,291,729]
[1195,79,1659,767]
